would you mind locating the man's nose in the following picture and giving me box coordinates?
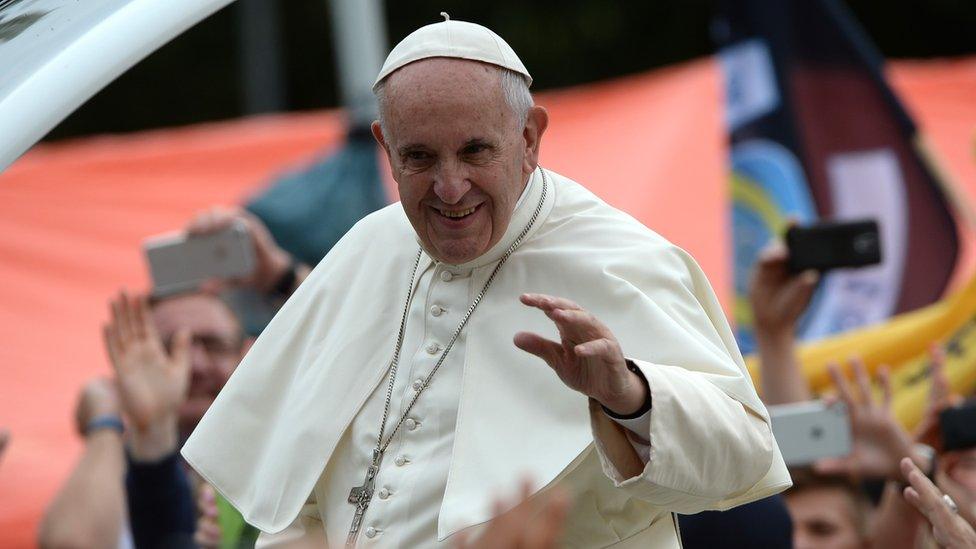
[433,163,471,205]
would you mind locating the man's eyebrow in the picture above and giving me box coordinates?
[461,138,493,148]
[397,143,428,155]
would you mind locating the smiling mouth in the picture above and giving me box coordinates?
[436,204,479,219]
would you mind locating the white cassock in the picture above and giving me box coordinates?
[182,167,791,548]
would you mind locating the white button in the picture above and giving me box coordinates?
[440,271,454,282]
[394,455,407,466]
[378,488,390,500]
[430,305,444,317]
[426,342,441,355]
[365,527,377,538]
[404,418,418,431]
[412,379,424,391]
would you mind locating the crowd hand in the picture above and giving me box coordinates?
[514,294,647,415]
[194,483,222,548]
[748,242,819,341]
[814,358,918,480]
[914,344,961,451]
[104,291,191,461]
[186,206,292,294]
[74,378,122,436]
[937,454,976,529]
[454,480,571,549]
[901,458,976,548]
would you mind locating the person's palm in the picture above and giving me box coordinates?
[815,360,914,480]
[514,294,644,414]
[104,292,190,432]
[843,406,910,478]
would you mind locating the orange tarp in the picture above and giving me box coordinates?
[1,56,974,545]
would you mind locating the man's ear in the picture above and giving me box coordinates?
[371,121,390,154]
[522,105,549,175]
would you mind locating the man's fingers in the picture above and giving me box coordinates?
[187,206,236,235]
[827,362,855,406]
[520,293,582,313]
[879,365,893,410]
[813,456,853,476]
[851,357,873,405]
[170,328,193,370]
[514,332,563,368]
[110,294,129,345]
[547,308,607,343]
[134,295,154,341]
[574,338,619,364]
[103,325,122,371]
[902,457,944,507]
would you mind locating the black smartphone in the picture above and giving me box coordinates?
[785,219,882,273]
[940,402,976,452]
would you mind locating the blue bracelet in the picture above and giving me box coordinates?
[85,415,124,436]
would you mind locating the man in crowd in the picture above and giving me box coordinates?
[39,290,253,548]
[183,15,789,547]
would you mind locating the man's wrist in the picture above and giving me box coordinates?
[128,417,179,462]
[602,360,652,419]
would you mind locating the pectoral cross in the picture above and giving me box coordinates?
[346,449,383,547]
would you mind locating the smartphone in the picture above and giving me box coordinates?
[785,219,882,273]
[769,400,852,467]
[144,221,255,296]
[940,402,976,452]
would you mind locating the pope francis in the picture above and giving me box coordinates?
[182,15,791,548]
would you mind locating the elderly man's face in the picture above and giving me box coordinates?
[373,58,546,264]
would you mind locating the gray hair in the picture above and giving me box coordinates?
[374,65,533,140]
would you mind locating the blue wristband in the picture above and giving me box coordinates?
[85,415,124,436]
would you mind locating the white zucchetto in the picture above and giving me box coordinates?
[373,12,532,90]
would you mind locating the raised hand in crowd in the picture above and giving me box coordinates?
[454,480,571,549]
[814,359,923,480]
[39,378,127,549]
[749,242,819,404]
[186,206,310,296]
[914,345,962,450]
[104,291,190,460]
[194,483,222,548]
[902,457,976,548]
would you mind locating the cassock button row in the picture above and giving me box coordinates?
[412,379,424,391]
[404,418,418,431]
[394,455,408,466]
[440,270,454,282]
[430,305,444,317]
[365,527,377,538]
[378,488,391,500]
[426,342,441,355]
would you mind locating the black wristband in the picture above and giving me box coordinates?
[85,415,124,436]
[602,360,653,420]
[271,260,299,297]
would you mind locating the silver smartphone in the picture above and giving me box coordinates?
[144,221,255,296]
[769,400,851,467]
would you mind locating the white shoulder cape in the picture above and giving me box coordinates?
[182,168,789,535]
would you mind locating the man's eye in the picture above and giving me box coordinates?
[406,151,431,161]
[463,144,488,155]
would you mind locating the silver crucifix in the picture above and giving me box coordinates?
[346,449,383,547]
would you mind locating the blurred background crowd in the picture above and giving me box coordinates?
[2,0,976,547]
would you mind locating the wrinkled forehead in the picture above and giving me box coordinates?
[383,58,507,111]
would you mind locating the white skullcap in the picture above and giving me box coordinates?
[373,12,532,91]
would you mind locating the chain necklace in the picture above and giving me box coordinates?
[346,169,549,547]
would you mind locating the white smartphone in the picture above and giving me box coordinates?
[144,221,255,296]
[769,400,852,467]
